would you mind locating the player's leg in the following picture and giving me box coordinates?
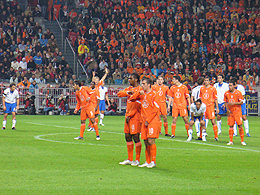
[87,118,94,131]
[171,116,178,138]
[217,114,222,135]
[139,124,150,167]
[74,119,86,140]
[11,112,16,130]
[183,115,190,137]
[99,101,105,126]
[211,118,218,140]
[90,117,100,140]
[187,120,194,141]
[242,115,250,137]
[147,138,156,168]
[200,120,207,141]
[233,122,238,136]
[195,119,200,137]
[235,114,246,145]
[119,132,134,165]
[2,113,8,130]
[227,115,235,145]
[162,115,170,136]
[132,133,141,166]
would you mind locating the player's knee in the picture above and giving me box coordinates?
[125,133,132,142]
[162,115,167,122]
[242,115,247,120]
[148,138,155,145]
[190,121,194,126]
[217,115,221,120]
[81,120,86,124]
[133,134,140,143]
[200,121,205,126]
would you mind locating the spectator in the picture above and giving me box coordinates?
[17,77,31,89]
[112,69,121,81]
[42,95,55,115]
[114,75,123,85]
[29,80,39,94]
[10,74,18,84]
[104,99,117,115]
[33,52,42,66]
[58,94,69,115]
[19,57,27,70]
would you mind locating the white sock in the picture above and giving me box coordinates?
[205,119,209,129]
[100,114,104,124]
[217,120,222,133]
[233,122,237,135]
[244,120,249,134]
[202,129,207,137]
[3,120,6,128]
[12,119,16,128]
[195,120,200,135]
[188,129,193,137]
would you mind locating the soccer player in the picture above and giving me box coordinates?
[232,78,251,137]
[167,76,191,138]
[73,80,100,140]
[99,82,109,126]
[152,76,170,136]
[200,77,219,141]
[130,77,160,168]
[224,80,246,146]
[87,81,100,132]
[214,74,229,135]
[187,99,207,141]
[2,83,19,130]
[117,73,142,166]
[191,77,204,137]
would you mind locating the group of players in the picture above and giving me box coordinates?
[116,73,250,168]
[2,70,251,169]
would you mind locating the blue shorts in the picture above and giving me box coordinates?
[4,102,17,113]
[241,103,247,115]
[218,103,227,115]
[99,100,106,111]
[190,116,206,123]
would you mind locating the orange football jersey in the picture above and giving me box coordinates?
[224,89,244,113]
[75,86,92,110]
[200,85,218,107]
[152,84,169,103]
[168,84,189,109]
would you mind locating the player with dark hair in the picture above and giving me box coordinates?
[117,73,142,166]
[73,80,100,140]
[168,75,191,138]
[224,80,246,145]
[214,74,229,135]
[130,77,160,168]
[199,77,219,141]
[187,99,207,141]
[152,76,170,136]
[2,83,19,130]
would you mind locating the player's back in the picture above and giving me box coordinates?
[224,89,243,113]
[200,85,217,106]
[214,82,229,103]
[191,85,202,102]
[169,84,189,108]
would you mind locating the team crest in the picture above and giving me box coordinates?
[159,90,163,96]
[142,100,149,108]
[175,92,181,98]
[203,93,209,99]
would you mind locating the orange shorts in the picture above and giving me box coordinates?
[141,122,160,140]
[124,118,141,134]
[172,105,188,117]
[81,107,95,120]
[205,106,215,119]
[159,102,167,115]
[228,112,242,126]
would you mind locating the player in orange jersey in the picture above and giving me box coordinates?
[130,77,160,168]
[152,76,171,136]
[87,81,100,132]
[199,77,219,141]
[117,73,142,166]
[73,80,100,141]
[167,75,191,138]
[224,80,246,146]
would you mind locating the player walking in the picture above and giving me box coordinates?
[117,73,142,166]
[73,80,100,140]
[152,76,170,136]
[214,74,229,135]
[187,99,207,141]
[99,82,109,126]
[167,76,191,138]
[130,77,160,168]
[232,78,251,137]
[191,77,204,137]
[200,77,219,141]
[224,80,246,146]
[2,83,19,130]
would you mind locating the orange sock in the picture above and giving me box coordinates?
[80,123,86,137]
[95,117,99,124]
[150,144,157,163]
[239,127,244,142]
[93,122,99,136]
[164,122,168,134]
[185,124,189,137]
[135,142,142,161]
[127,141,134,161]
[159,121,162,133]
[213,125,218,138]
[145,145,151,164]
[171,123,176,136]
[200,126,202,138]
[229,128,234,142]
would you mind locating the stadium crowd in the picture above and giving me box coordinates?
[60,0,260,90]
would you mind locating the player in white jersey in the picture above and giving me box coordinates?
[99,82,110,126]
[214,74,229,135]
[231,78,250,137]
[191,77,204,137]
[187,99,207,141]
[2,83,19,130]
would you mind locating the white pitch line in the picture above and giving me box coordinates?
[27,122,260,153]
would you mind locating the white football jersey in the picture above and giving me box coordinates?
[214,82,229,104]
[190,102,206,117]
[3,88,19,104]
[191,85,202,101]
[236,84,245,103]
[99,86,108,100]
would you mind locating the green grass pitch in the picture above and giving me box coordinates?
[0,115,259,194]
